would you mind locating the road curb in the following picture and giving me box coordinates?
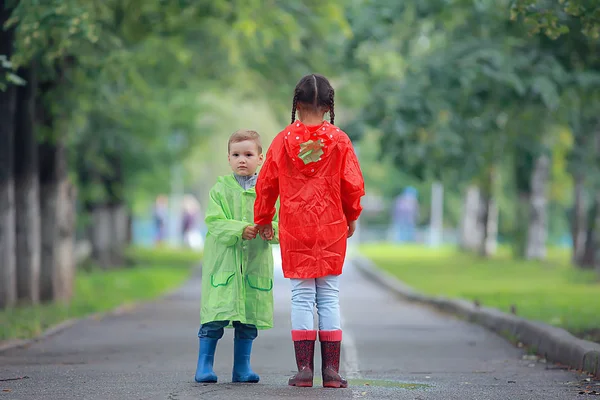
[352,255,600,379]
[0,264,202,355]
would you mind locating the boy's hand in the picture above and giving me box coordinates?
[257,224,274,241]
[347,220,357,238]
[242,225,258,241]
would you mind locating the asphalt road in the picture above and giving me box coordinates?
[0,249,590,399]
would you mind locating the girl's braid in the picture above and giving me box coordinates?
[291,89,299,124]
[328,88,335,124]
[312,74,319,108]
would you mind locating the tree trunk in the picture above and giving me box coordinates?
[89,205,113,268]
[571,174,587,265]
[54,179,76,302]
[513,192,530,257]
[478,194,498,257]
[0,5,17,309]
[487,199,499,256]
[39,137,74,302]
[525,154,550,260]
[14,66,41,304]
[39,176,58,301]
[0,94,17,308]
[578,129,600,269]
[459,185,482,251]
[104,152,127,266]
[580,192,599,269]
[477,166,499,258]
[126,213,133,244]
[109,203,129,266]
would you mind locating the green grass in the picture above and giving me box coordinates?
[124,246,203,266]
[0,246,202,341]
[360,244,600,340]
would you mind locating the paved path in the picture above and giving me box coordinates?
[0,251,589,399]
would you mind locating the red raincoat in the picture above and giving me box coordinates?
[254,121,365,279]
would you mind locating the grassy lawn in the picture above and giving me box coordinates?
[0,246,202,341]
[360,244,600,341]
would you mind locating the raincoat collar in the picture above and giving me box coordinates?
[219,174,256,192]
[234,173,257,190]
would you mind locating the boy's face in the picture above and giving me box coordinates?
[228,140,263,176]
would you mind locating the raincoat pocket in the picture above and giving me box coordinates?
[211,271,236,288]
[246,274,273,292]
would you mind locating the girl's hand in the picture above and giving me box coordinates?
[347,220,357,238]
[242,225,258,240]
[257,224,274,241]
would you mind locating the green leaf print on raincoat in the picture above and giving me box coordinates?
[201,174,278,330]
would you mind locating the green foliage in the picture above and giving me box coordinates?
[0,55,25,90]
[3,0,350,211]
[4,0,599,257]
[350,0,566,186]
[361,244,600,336]
[6,0,101,72]
[337,0,600,254]
[511,0,600,39]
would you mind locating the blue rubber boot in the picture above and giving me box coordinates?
[194,338,219,383]
[232,338,260,383]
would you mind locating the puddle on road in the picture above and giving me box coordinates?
[313,378,431,389]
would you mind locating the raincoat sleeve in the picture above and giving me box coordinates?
[269,210,280,244]
[254,144,280,225]
[205,185,250,246]
[340,141,365,222]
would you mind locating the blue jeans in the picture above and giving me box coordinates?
[198,321,258,340]
[290,275,341,331]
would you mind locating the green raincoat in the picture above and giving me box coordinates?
[200,174,278,330]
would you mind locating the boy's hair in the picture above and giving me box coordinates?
[291,74,335,124]
[228,129,263,153]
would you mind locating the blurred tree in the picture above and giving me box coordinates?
[14,64,40,304]
[0,0,18,308]
[342,0,569,257]
[544,17,600,268]
[0,0,351,307]
[510,0,600,39]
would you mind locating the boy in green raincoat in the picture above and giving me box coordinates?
[195,129,278,384]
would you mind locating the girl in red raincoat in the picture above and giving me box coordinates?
[254,74,365,389]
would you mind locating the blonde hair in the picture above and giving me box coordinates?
[228,129,263,153]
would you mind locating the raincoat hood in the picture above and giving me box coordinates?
[283,120,342,177]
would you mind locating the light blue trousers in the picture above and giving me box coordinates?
[290,275,341,331]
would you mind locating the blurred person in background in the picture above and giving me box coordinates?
[182,194,203,249]
[153,195,169,245]
[392,187,419,243]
